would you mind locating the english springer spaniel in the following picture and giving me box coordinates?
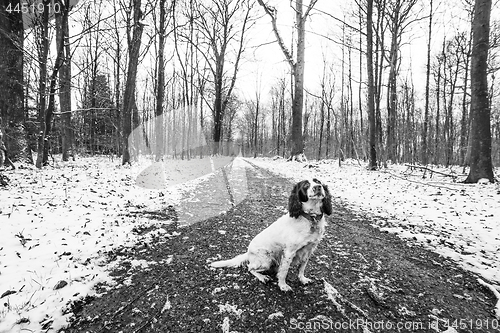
[210,178,332,291]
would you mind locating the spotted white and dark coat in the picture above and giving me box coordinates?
[210,178,332,292]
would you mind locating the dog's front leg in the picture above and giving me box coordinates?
[297,244,316,285]
[298,256,312,285]
[277,250,294,292]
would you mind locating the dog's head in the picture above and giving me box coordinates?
[288,178,332,218]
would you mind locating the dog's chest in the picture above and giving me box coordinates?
[295,219,325,246]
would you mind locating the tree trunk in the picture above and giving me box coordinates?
[212,60,224,155]
[366,0,377,170]
[0,0,31,164]
[465,0,493,183]
[253,92,260,158]
[35,0,50,168]
[58,1,73,162]
[113,0,122,156]
[290,0,305,159]
[422,0,433,165]
[122,0,143,165]
[154,0,166,161]
[434,41,444,164]
[318,99,325,160]
[386,26,398,163]
[461,26,473,166]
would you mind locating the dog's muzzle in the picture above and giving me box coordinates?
[312,185,324,197]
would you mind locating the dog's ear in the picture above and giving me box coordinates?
[288,182,304,218]
[321,184,333,215]
[297,181,309,202]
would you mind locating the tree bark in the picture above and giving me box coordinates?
[422,0,433,165]
[35,0,51,168]
[0,0,31,164]
[290,0,306,158]
[386,14,399,163]
[154,0,167,161]
[58,1,73,162]
[122,0,144,165]
[366,0,377,170]
[465,0,494,183]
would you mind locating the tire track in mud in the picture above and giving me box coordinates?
[63,159,499,333]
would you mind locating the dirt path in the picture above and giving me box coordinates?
[62,159,499,333]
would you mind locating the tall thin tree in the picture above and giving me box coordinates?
[58,0,73,161]
[422,0,433,165]
[366,0,377,170]
[155,0,168,161]
[122,0,144,165]
[257,0,318,161]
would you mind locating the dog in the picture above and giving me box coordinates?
[210,178,332,291]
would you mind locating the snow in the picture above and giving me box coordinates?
[0,156,208,332]
[250,157,500,287]
[323,280,347,317]
[1,155,499,332]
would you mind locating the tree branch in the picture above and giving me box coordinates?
[256,0,296,71]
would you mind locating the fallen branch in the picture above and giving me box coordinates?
[404,164,464,179]
[477,278,500,319]
[382,170,468,193]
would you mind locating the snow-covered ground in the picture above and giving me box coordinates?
[0,155,234,333]
[250,157,500,287]
[1,155,499,332]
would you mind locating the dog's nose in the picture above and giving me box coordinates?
[313,185,322,194]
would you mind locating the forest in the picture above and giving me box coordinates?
[0,0,498,181]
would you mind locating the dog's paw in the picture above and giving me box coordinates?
[279,283,293,292]
[299,276,313,285]
[250,271,271,284]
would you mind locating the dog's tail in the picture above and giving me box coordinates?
[210,252,248,268]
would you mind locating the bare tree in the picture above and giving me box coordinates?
[253,87,261,158]
[189,0,255,155]
[366,0,377,170]
[385,0,418,163]
[58,0,73,161]
[36,0,71,168]
[154,0,171,161]
[122,0,144,165]
[422,0,433,165]
[257,0,318,162]
[465,0,494,183]
[269,76,289,157]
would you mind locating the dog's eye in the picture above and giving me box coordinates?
[312,178,321,184]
